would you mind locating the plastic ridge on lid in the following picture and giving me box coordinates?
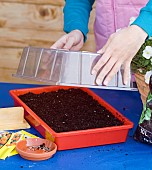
[13,46,137,91]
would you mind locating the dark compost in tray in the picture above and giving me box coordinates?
[18,88,123,133]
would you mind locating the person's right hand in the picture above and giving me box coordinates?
[51,30,84,51]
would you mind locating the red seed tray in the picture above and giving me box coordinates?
[10,86,133,150]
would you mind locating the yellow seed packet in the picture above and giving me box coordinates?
[21,130,38,139]
[0,132,12,149]
[8,130,38,157]
[0,132,22,160]
[0,130,38,159]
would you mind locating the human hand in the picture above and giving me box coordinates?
[51,30,84,51]
[92,25,148,86]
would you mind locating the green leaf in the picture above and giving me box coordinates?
[131,39,152,74]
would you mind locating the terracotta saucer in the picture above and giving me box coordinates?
[16,138,57,161]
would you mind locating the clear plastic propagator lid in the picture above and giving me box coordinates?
[13,46,137,91]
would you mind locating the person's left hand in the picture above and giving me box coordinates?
[92,25,148,86]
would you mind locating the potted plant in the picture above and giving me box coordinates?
[131,38,152,104]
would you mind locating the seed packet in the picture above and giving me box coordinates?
[0,132,22,160]
[134,75,152,145]
[0,130,38,159]
[0,132,12,149]
[8,130,38,157]
[21,130,38,139]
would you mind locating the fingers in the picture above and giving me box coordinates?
[92,34,114,76]
[51,36,67,49]
[92,28,136,86]
[51,30,84,50]
[70,39,84,51]
[95,56,120,85]
[63,36,75,50]
[101,61,122,86]
[92,47,112,75]
[51,35,75,50]
[94,54,132,86]
[122,60,132,85]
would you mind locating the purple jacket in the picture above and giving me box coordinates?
[94,0,148,51]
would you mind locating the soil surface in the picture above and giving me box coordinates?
[19,88,123,133]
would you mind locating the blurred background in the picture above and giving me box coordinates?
[0,0,95,84]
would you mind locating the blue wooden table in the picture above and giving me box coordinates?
[0,82,151,170]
